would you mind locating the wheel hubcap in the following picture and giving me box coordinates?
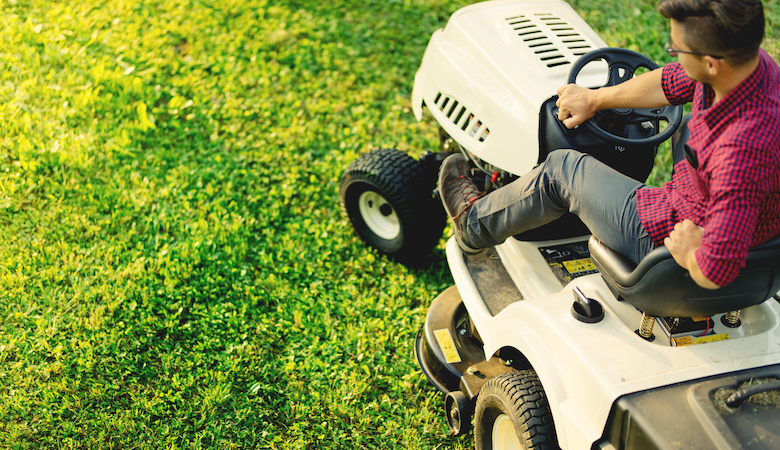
[492,414,521,450]
[358,191,400,240]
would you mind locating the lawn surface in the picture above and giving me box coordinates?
[1,0,778,448]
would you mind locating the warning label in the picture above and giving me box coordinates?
[673,333,730,346]
[563,258,596,274]
[434,328,462,364]
[539,241,598,284]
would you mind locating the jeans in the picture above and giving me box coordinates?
[465,149,657,263]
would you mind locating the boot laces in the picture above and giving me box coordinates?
[453,172,482,219]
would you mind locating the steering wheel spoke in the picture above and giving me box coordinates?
[626,108,660,123]
[624,106,677,125]
[607,63,636,86]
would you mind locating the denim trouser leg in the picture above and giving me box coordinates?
[465,149,657,263]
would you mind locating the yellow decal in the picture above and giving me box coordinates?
[673,333,730,346]
[434,329,462,364]
[673,336,696,347]
[694,333,730,344]
[563,258,596,274]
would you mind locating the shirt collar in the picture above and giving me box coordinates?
[697,49,770,127]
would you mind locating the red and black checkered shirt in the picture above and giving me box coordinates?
[637,49,780,287]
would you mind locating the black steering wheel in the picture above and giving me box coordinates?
[566,48,683,146]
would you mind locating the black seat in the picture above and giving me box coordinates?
[589,235,780,318]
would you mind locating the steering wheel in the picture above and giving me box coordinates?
[566,48,683,146]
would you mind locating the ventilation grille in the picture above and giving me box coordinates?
[433,92,490,143]
[506,13,594,68]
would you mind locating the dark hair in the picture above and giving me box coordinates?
[657,0,764,66]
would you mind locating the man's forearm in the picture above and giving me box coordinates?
[592,68,669,110]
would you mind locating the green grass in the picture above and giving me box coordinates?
[712,378,780,415]
[0,0,778,448]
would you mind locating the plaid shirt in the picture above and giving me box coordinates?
[636,49,780,287]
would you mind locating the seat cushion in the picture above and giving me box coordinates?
[589,235,780,317]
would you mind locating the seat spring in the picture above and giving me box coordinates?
[725,310,741,325]
[638,312,655,339]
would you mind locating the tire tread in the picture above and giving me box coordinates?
[474,370,559,450]
[339,148,445,262]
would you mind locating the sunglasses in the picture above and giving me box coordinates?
[665,40,724,59]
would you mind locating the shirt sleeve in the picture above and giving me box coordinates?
[661,62,696,106]
[695,140,772,286]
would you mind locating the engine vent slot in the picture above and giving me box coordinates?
[506,12,595,67]
[433,93,490,143]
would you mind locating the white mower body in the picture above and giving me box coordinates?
[445,237,780,448]
[412,0,608,176]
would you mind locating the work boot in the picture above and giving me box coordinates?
[438,154,484,254]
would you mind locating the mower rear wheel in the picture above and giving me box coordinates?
[339,148,445,263]
[474,370,558,450]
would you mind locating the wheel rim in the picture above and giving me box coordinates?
[358,190,400,240]
[492,414,522,450]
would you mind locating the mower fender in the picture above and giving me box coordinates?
[446,237,645,448]
[482,323,585,449]
[445,240,575,436]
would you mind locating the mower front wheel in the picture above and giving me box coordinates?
[474,370,558,450]
[445,390,473,436]
[339,148,445,264]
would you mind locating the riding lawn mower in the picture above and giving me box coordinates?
[339,1,780,448]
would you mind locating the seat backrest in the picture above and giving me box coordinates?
[588,235,780,318]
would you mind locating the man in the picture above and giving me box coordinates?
[438,0,780,289]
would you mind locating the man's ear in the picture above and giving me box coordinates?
[704,56,721,76]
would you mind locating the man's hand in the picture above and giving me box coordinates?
[555,68,668,129]
[556,84,598,129]
[664,219,720,289]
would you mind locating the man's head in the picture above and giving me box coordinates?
[657,0,765,67]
